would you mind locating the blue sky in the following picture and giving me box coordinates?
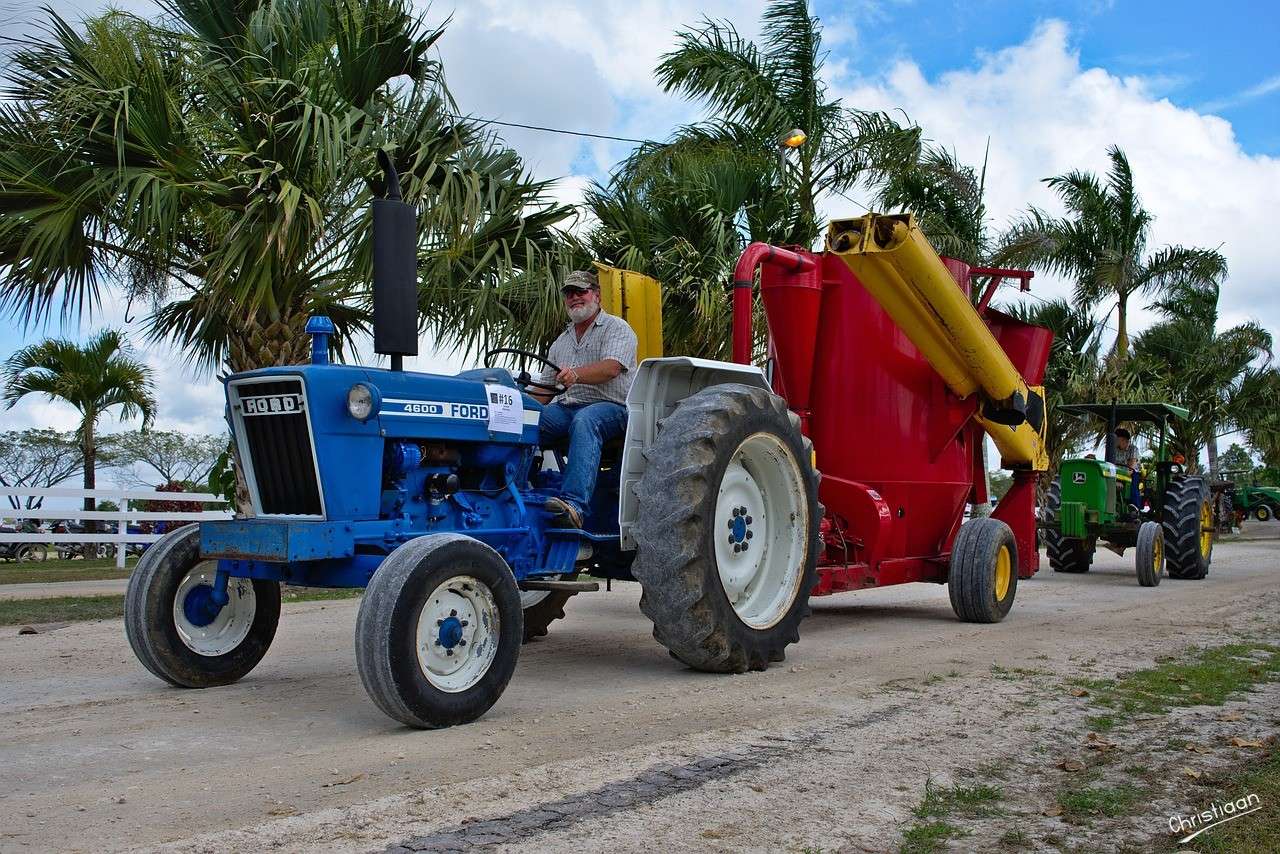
[3,0,1279,455]
[819,1,1280,154]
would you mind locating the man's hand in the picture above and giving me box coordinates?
[555,366,581,387]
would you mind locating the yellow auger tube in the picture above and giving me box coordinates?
[827,214,1047,470]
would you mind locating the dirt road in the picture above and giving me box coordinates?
[3,538,1278,853]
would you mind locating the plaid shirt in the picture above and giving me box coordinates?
[541,309,637,405]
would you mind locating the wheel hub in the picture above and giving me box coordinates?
[437,615,464,649]
[416,576,499,693]
[182,584,222,628]
[713,433,807,630]
[172,565,257,657]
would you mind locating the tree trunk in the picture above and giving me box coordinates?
[228,310,315,373]
[1113,291,1129,359]
[1206,433,1220,481]
[82,418,96,535]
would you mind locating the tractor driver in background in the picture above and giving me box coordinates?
[1109,427,1143,509]
[531,269,638,529]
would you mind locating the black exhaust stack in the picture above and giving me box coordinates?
[372,149,418,371]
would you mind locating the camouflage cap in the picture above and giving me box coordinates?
[561,269,599,293]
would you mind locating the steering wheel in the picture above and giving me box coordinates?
[484,348,565,393]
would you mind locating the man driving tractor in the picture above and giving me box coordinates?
[1108,427,1142,509]
[533,269,639,529]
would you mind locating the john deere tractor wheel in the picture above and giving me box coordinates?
[1044,479,1093,573]
[1135,521,1164,587]
[1163,477,1213,580]
[949,517,1017,623]
[521,574,576,643]
[1255,504,1272,522]
[632,384,820,673]
[356,534,522,728]
[125,525,281,688]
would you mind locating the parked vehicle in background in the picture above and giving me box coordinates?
[0,521,46,562]
[1220,470,1280,524]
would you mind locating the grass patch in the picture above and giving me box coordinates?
[0,586,360,626]
[0,556,136,585]
[1186,743,1280,853]
[1088,714,1116,732]
[997,828,1032,849]
[1055,783,1141,822]
[914,779,1003,819]
[1076,644,1280,718]
[900,820,963,854]
[0,594,125,626]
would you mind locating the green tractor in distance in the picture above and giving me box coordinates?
[1220,470,1280,523]
[1043,403,1215,585]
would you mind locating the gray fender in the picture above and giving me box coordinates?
[619,357,770,550]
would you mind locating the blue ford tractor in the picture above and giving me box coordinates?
[124,155,821,728]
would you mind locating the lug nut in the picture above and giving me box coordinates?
[447,649,454,657]
[727,519,735,529]
[732,507,740,518]
[733,544,741,554]
[739,506,747,516]
[436,619,443,626]
[450,609,457,617]
[742,542,749,552]
[460,620,468,627]
[458,639,467,646]
[746,530,753,540]
[746,515,752,524]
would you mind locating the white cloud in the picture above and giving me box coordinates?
[830,20,1280,337]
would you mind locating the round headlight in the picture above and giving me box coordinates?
[347,383,374,420]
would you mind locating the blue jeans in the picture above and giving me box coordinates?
[538,401,628,512]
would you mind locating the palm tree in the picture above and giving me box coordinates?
[3,330,155,521]
[877,143,992,267]
[0,0,572,372]
[1130,282,1272,477]
[1000,146,1227,358]
[651,0,920,249]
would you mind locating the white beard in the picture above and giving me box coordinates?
[567,303,597,323]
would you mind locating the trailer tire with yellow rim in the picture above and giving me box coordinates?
[948,517,1017,623]
[1162,477,1213,581]
[1135,521,1164,587]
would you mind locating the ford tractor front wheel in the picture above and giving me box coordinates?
[125,525,281,688]
[355,534,522,728]
[632,384,820,673]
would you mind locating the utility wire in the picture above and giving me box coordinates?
[448,113,650,145]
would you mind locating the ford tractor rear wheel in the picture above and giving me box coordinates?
[948,517,1017,623]
[632,384,820,673]
[355,534,522,728]
[125,525,281,688]
[1044,478,1093,574]
[1135,521,1164,587]
[1163,477,1213,580]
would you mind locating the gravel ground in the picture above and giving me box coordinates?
[2,535,1277,853]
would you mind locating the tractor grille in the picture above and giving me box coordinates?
[232,378,324,516]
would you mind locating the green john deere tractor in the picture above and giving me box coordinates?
[1220,470,1280,523]
[1043,403,1215,586]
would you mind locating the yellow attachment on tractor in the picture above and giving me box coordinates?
[593,262,664,362]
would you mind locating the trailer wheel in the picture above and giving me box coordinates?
[521,574,576,643]
[949,517,1017,623]
[1044,478,1093,573]
[1163,477,1213,580]
[124,525,280,688]
[1255,504,1272,522]
[632,384,820,673]
[1135,521,1164,587]
[356,534,522,728]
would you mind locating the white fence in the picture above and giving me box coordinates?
[0,487,233,569]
